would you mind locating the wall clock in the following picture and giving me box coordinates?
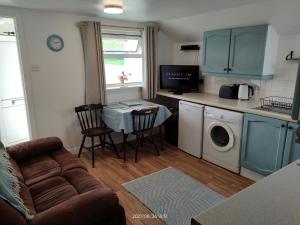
[47,34,64,52]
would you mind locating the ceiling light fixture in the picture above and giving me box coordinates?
[104,5,124,14]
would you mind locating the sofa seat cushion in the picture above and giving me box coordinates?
[63,168,104,194]
[29,176,78,212]
[20,149,86,186]
[20,156,60,186]
[29,168,105,213]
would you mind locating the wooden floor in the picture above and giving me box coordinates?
[81,139,254,225]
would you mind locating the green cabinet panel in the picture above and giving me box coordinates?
[282,122,300,167]
[202,29,231,74]
[202,25,272,80]
[241,113,287,176]
[229,25,267,76]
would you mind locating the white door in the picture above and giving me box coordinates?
[0,34,29,146]
[0,99,29,145]
[178,101,204,158]
[0,37,24,99]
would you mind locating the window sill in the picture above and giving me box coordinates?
[106,84,143,91]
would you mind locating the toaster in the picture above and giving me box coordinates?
[219,84,239,99]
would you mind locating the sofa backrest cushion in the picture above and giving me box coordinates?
[7,137,63,163]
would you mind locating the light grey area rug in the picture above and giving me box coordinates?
[122,167,225,225]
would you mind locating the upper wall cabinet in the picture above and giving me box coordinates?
[229,26,266,76]
[202,25,278,80]
[202,29,231,74]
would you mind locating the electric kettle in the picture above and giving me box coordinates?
[238,84,254,100]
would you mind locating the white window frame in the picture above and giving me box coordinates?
[102,31,144,89]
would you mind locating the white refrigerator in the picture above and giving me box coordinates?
[178,101,204,158]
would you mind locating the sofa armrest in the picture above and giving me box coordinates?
[0,198,28,225]
[30,188,125,225]
[7,137,63,163]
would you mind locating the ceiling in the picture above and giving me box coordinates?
[0,0,274,22]
[159,0,300,41]
[1,0,298,43]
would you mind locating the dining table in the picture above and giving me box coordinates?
[103,100,172,152]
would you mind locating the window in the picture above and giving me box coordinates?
[102,28,143,88]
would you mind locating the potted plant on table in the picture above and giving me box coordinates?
[119,71,131,86]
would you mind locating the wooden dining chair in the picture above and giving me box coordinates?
[124,107,159,163]
[75,104,119,167]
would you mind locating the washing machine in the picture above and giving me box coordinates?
[203,106,243,173]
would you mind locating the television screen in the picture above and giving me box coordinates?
[160,65,199,91]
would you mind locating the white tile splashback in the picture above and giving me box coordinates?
[203,76,295,99]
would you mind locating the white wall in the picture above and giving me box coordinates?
[157,31,174,65]
[172,42,201,66]
[107,87,142,103]
[0,6,145,150]
[259,35,300,98]
[20,10,85,149]
[157,30,174,89]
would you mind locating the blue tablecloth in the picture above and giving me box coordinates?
[103,100,172,134]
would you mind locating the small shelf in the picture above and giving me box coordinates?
[287,59,300,61]
[286,51,300,61]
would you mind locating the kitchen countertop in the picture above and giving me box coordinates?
[192,160,300,225]
[157,90,294,122]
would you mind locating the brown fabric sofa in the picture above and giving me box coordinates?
[0,137,126,225]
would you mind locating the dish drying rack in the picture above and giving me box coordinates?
[256,96,293,115]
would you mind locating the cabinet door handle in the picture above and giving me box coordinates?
[281,124,286,128]
[224,68,228,71]
[227,68,232,71]
[288,126,294,130]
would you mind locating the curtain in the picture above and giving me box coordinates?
[143,25,158,99]
[79,21,107,104]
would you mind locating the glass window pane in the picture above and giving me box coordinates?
[103,38,141,53]
[104,57,143,85]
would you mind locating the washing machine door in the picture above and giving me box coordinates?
[207,122,234,152]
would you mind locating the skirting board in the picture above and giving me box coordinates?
[69,128,159,155]
[240,167,265,182]
[68,134,137,155]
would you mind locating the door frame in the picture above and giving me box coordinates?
[0,7,37,140]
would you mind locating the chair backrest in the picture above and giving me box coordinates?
[131,107,159,133]
[75,104,105,132]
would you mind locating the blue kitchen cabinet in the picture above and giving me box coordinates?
[202,29,231,74]
[202,25,276,80]
[241,113,287,176]
[282,122,300,167]
[229,25,267,77]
